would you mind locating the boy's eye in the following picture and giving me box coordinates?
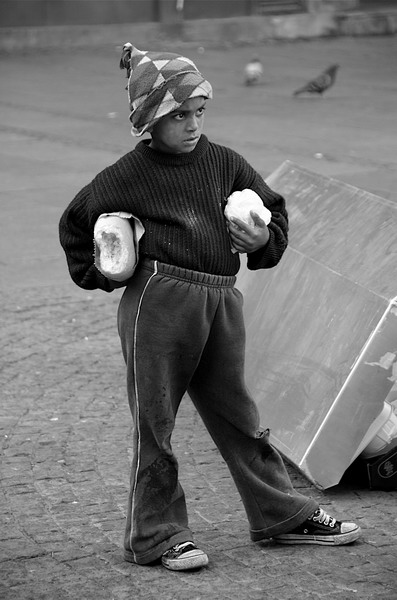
[173,107,206,121]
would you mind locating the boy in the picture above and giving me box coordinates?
[59,44,361,571]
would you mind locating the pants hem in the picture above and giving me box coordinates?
[123,530,194,565]
[250,499,318,542]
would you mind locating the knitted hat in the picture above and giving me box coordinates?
[119,43,213,137]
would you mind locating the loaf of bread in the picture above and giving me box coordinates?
[224,189,272,226]
[94,212,143,282]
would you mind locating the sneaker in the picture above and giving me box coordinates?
[161,542,209,571]
[273,507,361,546]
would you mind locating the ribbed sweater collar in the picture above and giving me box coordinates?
[134,134,209,166]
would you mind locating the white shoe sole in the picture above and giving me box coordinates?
[162,550,209,571]
[274,526,361,546]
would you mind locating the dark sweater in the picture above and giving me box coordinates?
[59,135,288,292]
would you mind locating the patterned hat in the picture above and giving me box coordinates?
[119,43,213,137]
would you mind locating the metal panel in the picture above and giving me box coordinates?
[237,161,397,488]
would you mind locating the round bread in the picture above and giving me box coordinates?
[225,189,271,226]
[94,215,136,282]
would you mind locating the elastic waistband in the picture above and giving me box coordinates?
[140,258,236,288]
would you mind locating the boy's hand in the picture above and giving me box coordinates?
[227,211,270,254]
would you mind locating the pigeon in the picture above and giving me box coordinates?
[293,64,340,97]
[244,56,263,86]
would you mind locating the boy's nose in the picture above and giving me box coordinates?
[188,116,199,131]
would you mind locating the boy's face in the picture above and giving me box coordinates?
[149,96,206,154]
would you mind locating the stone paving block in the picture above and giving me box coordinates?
[352,579,396,597]
[366,552,397,576]
[223,544,279,570]
[1,562,31,589]
[1,586,70,600]
[22,555,73,583]
[0,538,45,561]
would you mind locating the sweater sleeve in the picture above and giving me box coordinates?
[232,152,289,270]
[58,184,113,292]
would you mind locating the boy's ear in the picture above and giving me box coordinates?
[119,43,133,79]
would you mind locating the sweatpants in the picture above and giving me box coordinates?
[117,259,318,564]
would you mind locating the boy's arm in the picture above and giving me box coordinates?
[59,186,116,292]
[247,185,288,270]
[233,160,289,270]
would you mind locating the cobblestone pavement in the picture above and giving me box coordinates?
[1,36,397,599]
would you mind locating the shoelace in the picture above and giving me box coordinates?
[310,508,336,527]
[165,541,195,555]
[174,542,194,551]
